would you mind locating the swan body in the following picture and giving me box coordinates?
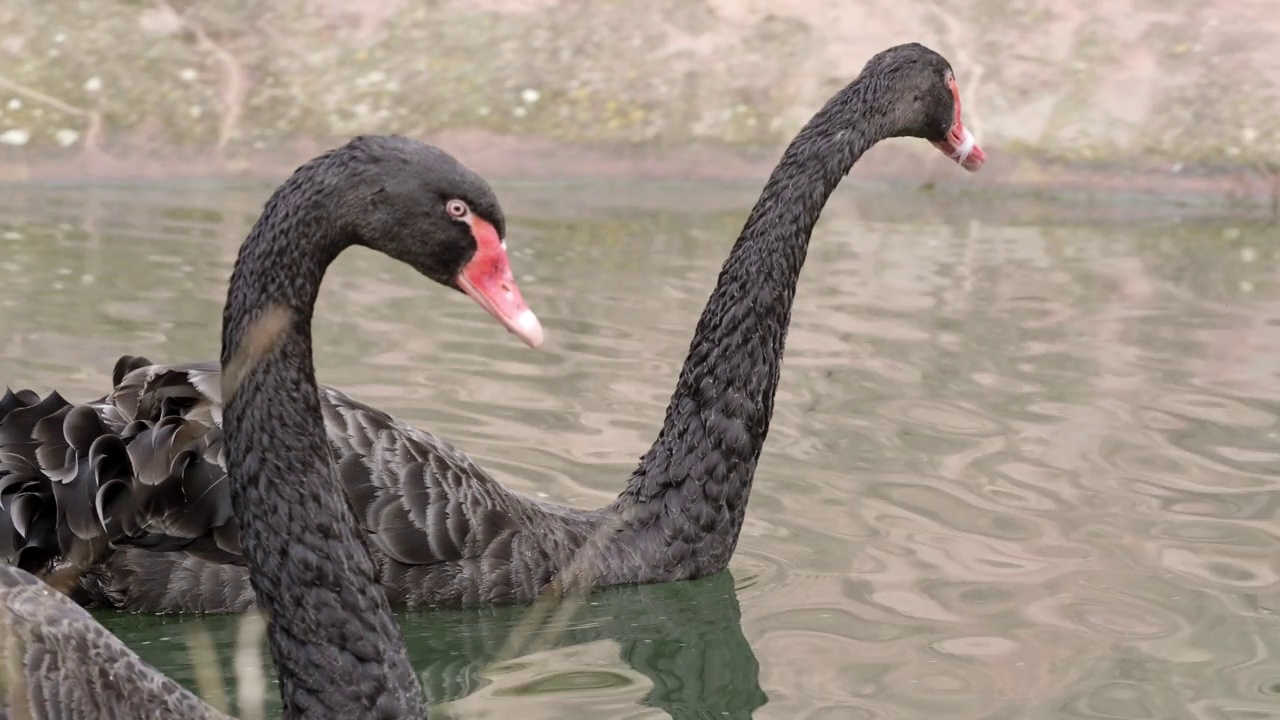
[2,134,544,717]
[0,43,985,616]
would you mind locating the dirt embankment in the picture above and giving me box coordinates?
[1,1,1277,204]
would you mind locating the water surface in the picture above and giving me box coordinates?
[0,182,1277,719]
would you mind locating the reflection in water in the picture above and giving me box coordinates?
[1,184,1279,718]
[419,572,765,719]
[95,572,764,720]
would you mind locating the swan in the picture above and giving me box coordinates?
[0,42,984,614]
[0,134,545,717]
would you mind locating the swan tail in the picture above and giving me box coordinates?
[0,359,240,588]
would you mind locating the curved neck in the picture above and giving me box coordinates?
[615,78,890,562]
[219,159,424,718]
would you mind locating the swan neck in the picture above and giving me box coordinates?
[218,157,424,718]
[615,81,887,563]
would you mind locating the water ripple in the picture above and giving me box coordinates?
[3,188,1280,719]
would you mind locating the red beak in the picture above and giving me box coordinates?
[931,76,985,172]
[455,218,544,348]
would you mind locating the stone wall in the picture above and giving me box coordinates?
[1,0,1278,199]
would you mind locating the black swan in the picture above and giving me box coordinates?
[0,135,550,718]
[0,42,983,614]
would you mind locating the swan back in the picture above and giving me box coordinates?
[0,563,225,720]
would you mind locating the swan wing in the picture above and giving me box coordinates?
[0,563,224,719]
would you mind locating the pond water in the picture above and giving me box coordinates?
[0,180,1276,719]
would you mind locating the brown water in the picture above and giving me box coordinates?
[0,182,1277,719]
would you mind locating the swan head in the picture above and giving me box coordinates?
[344,136,544,349]
[861,43,986,173]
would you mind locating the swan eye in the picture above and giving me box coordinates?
[446,199,470,219]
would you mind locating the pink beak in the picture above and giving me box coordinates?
[931,76,985,172]
[455,217,544,349]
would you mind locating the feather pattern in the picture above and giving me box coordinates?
[0,563,228,719]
